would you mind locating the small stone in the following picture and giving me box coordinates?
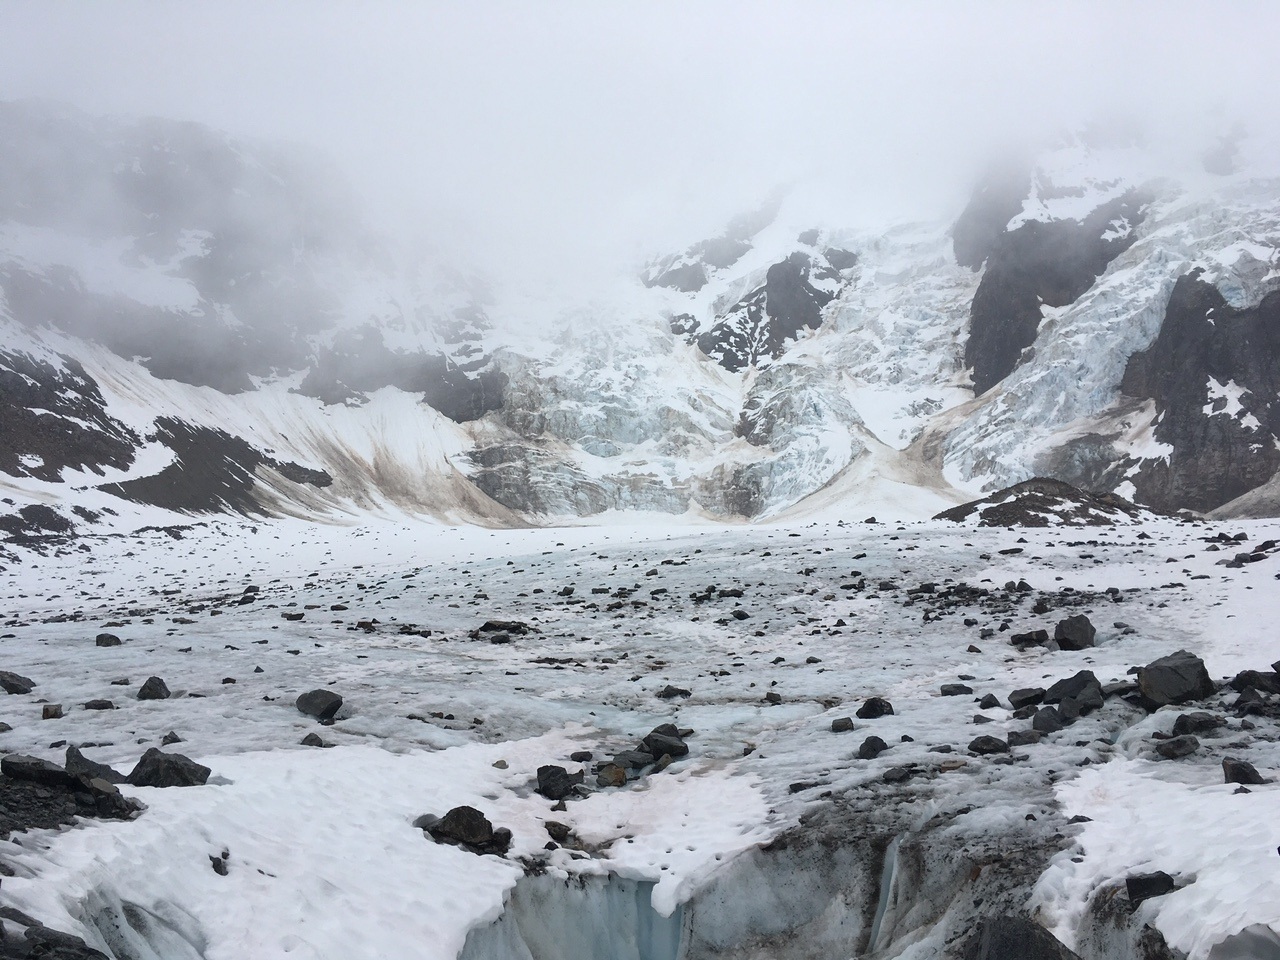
[1008,687,1046,710]
[858,736,888,760]
[300,733,326,747]
[95,633,122,647]
[536,764,584,801]
[1032,707,1064,733]
[941,684,973,697]
[42,703,63,720]
[83,699,114,711]
[978,693,1000,710]
[830,717,855,733]
[882,766,911,784]
[1172,712,1224,737]
[968,735,1010,755]
[161,731,183,745]
[1008,730,1042,747]
[295,689,342,720]
[596,763,627,787]
[1154,735,1199,760]
[1223,757,1268,785]
[569,751,593,763]
[656,684,691,700]
[137,677,171,701]
[856,697,893,719]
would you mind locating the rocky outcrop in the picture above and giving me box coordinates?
[964,190,1149,395]
[1121,272,1280,513]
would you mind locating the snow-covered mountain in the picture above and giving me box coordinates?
[2,100,1279,537]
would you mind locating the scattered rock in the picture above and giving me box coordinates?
[295,689,343,721]
[596,763,627,787]
[536,764,584,801]
[858,736,888,760]
[1223,757,1268,785]
[83,699,114,711]
[161,730,183,745]
[968,735,1010,755]
[830,717,855,733]
[1,754,77,789]
[300,732,327,747]
[856,697,893,719]
[65,746,125,784]
[126,748,211,787]
[1154,735,1199,760]
[941,684,973,697]
[41,703,62,720]
[137,676,171,701]
[656,684,691,700]
[0,671,35,695]
[1009,687,1046,710]
[1137,650,1216,708]
[426,805,512,856]
[1044,671,1103,711]
[1172,712,1224,737]
[1053,614,1096,651]
[95,633,122,647]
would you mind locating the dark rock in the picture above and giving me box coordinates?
[959,915,1080,960]
[295,688,342,720]
[126,748,211,787]
[161,730,183,745]
[1010,629,1050,647]
[1172,712,1225,737]
[968,735,1010,755]
[1137,650,1216,708]
[856,697,893,719]
[1154,735,1199,760]
[1008,730,1042,747]
[536,764,584,801]
[978,693,1000,710]
[569,751,593,763]
[614,750,656,770]
[1223,757,1268,785]
[595,763,627,787]
[83,699,114,711]
[857,736,888,760]
[882,766,911,784]
[1126,871,1175,903]
[642,731,688,759]
[65,746,125,784]
[656,684,691,700]
[137,676,170,701]
[95,633,122,647]
[1054,614,1096,651]
[427,805,511,855]
[941,684,973,697]
[0,670,35,695]
[300,732,326,747]
[1,754,76,788]
[42,703,63,720]
[1032,707,1064,734]
[1009,687,1046,710]
[830,717,855,733]
[1044,671,1103,710]
[22,923,111,959]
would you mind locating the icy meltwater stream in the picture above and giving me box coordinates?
[0,515,1279,958]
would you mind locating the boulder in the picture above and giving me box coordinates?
[1008,687,1045,710]
[1054,614,1096,651]
[1,754,77,788]
[830,717,855,733]
[968,736,1010,755]
[427,805,511,855]
[65,746,126,784]
[857,736,888,760]
[960,916,1080,960]
[295,689,343,721]
[856,697,894,719]
[1032,707,1064,734]
[1044,671,1103,711]
[95,633,122,647]
[1223,757,1268,785]
[1154,735,1199,760]
[1172,712,1224,737]
[1137,650,1216,708]
[536,764,584,801]
[126,748,211,787]
[941,684,973,696]
[0,671,35,695]
[137,676,171,701]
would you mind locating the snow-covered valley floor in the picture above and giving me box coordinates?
[1,515,1278,959]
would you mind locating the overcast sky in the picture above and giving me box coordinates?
[1,1,1278,283]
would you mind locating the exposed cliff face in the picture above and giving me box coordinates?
[1121,273,1280,513]
[964,190,1149,395]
